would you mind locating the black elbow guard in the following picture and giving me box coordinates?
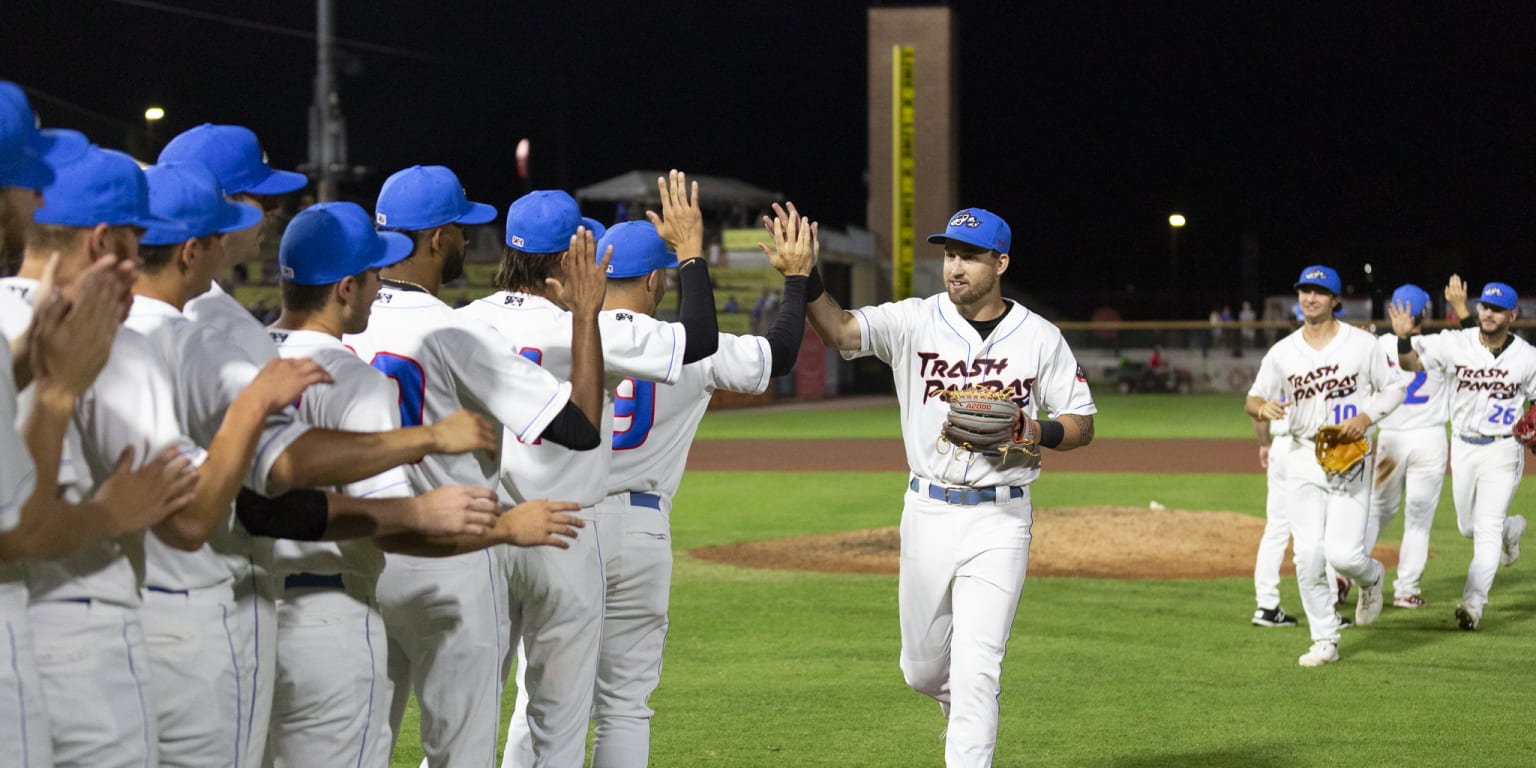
[235,487,330,541]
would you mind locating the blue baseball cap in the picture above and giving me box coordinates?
[927,207,1011,253]
[374,165,497,230]
[505,189,585,253]
[582,217,606,241]
[598,221,678,279]
[0,82,89,190]
[279,202,413,286]
[1390,284,1431,317]
[1478,282,1518,311]
[141,163,264,246]
[1293,265,1341,295]
[33,146,183,234]
[158,123,308,196]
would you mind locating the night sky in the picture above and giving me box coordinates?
[4,1,1533,317]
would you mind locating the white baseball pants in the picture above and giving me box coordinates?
[1367,427,1447,600]
[899,482,1032,768]
[29,599,158,768]
[141,583,242,768]
[1285,440,1384,644]
[0,582,51,768]
[1254,435,1294,610]
[1450,437,1524,619]
[236,545,278,768]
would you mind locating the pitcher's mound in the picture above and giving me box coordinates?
[690,505,1404,580]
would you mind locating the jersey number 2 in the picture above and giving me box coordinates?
[613,378,655,450]
[369,353,426,428]
[1403,371,1429,405]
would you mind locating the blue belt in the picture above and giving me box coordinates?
[629,492,662,510]
[283,572,345,591]
[909,477,1025,506]
[145,585,188,596]
[1457,434,1511,446]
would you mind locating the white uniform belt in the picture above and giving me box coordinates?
[909,477,1025,506]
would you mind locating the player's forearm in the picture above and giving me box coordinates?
[676,260,719,363]
[1245,395,1268,420]
[566,312,605,429]
[268,427,436,490]
[156,398,267,550]
[10,335,32,391]
[1045,413,1095,451]
[805,294,861,351]
[1251,416,1272,445]
[764,276,808,377]
[322,493,438,540]
[1,387,100,561]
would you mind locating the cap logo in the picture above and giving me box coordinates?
[375,212,388,226]
[949,211,981,229]
[511,235,526,248]
[1485,287,1503,296]
[605,264,614,274]
[1305,269,1326,279]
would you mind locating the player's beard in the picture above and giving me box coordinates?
[441,244,466,284]
[947,270,997,308]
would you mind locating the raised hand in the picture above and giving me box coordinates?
[1445,274,1469,317]
[758,202,816,277]
[243,358,333,414]
[547,227,611,317]
[29,257,123,398]
[430,408,499,455]
[1387,300,1417,337]
[407,485,501,537]
[645,169,703,260]
[93,445,200,536]
[495,499,584,548]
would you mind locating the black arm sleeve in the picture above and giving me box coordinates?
[1460,315,1478,329]
[677,260,719,363]
[235,487,329,541]
[538,401,601,450]
[764,276,807,377]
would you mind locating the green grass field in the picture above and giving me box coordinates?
[390,393,1536,767]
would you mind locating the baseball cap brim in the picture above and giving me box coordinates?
[369,230,414,271]
[245,168,309,196]
[926,231,992,250]
[581,217,607,240]
[213,197,265,235]
[456,201,497,226]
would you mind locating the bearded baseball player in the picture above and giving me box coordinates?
[1390,278,1534,630]
[474,175,719,768]
[565,204,813,768]
[157,122,309,768]
[351,164,605,766]
[1247,265,1406,666]
[1363,284,1451,610]
[804,206,1095,767]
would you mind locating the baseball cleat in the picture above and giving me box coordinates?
[1355,566,1384,626]
[1298,640,1339,667]
[1392,595,1427,609]
[1501,514,1526,567]
[1454,604,1479,631]
[1253,607,1299,627]
[1335,576,1353,607]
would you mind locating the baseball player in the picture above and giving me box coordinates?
[804,205,1096,767]
[348,165,607,767]
[157,121,307,768]
[564,202,814,768]
[1390,278,1535,630]
[1251,392,1300,627]
[1246,265,1406,667]
[1365,284,1451,609]
[469,175,719,768]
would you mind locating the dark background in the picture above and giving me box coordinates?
[4,1,1533,318]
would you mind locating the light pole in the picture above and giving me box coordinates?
[144,106,165,157]
[1168,213,1186,291]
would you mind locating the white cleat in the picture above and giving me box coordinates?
[1298,640,1339,667]
[1355,562,1385,626]
[1501,515,1526,567]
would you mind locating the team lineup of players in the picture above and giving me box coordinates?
[1246,266,1534,667]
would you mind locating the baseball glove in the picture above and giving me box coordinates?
[1514,406,1536,447]
[1315,425,1370,481]
[938,387,1039,459]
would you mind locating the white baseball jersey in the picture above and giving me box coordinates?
[0,277,204,607]
[342,286,571,492]
[456,291,686,505]
[1376,332,1450,431]
[186,282,278,365]
[0,309,35,537]
[267,328,406,578]
[845,295,1096,488]
[608,332,772,495]
[1249,323,1407,441]
[125,296,310,591]
[1412,329,1536,436]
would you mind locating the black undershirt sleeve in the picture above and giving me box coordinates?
[235,487,329,541]
[677,260,719,363]
[1460,315,1478,329]
[538,402,602,450]
[764,276,807,377]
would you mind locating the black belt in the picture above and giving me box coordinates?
[909,477,1025,506]
[283,572,345,591]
